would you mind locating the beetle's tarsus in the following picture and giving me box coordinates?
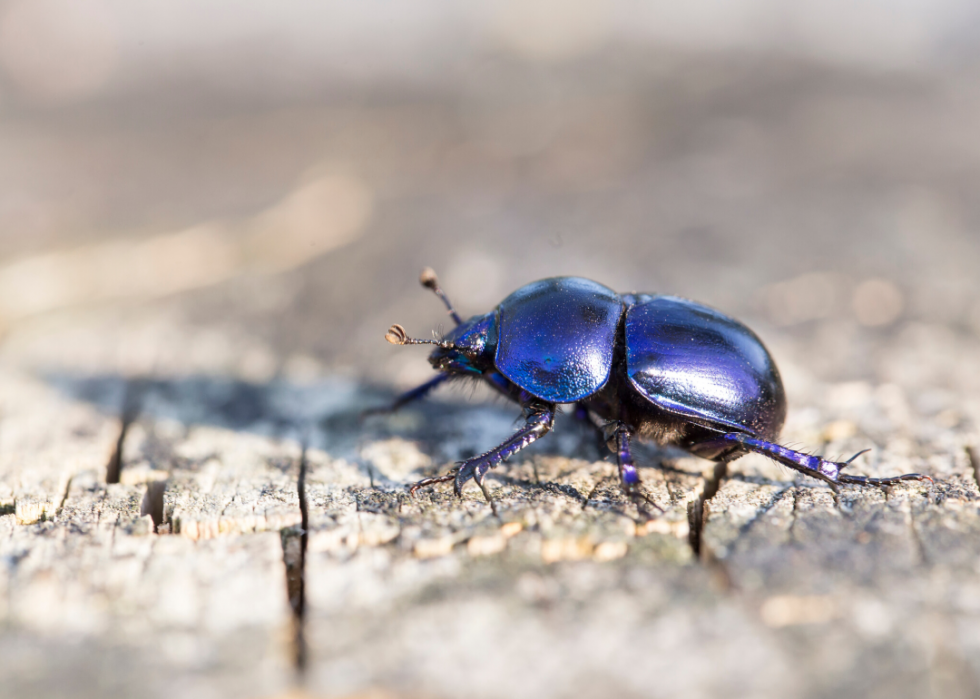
[408,468,458,496]
[837,460,935,485]
[833,450,933,486]
[836,470,934,487]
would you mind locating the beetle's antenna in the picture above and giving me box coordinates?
[385,324,453,349]
[420,267,463,326]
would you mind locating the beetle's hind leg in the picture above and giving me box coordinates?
[612,423,663,520]
[708,433,933,490]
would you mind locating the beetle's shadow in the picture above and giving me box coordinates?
[42,372,626,482]
[43,371,763,495]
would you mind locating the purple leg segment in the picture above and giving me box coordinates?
[614,426,640,486]
[453,404,555,495]
[613,423,662,518]
[409,402,556,499]
[710,432,933,490]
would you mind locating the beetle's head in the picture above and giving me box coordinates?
[384,312,497,376]
[428,313,496,375]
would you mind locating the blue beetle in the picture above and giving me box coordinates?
[378,270,930,508]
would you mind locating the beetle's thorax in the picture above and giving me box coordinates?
[428,312,498,376]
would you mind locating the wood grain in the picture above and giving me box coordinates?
[4,358,975,698]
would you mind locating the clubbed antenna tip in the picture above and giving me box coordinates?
[385,323,451,349]
[385,324,410,345]
[419,267,463,326]
[420,267,439,290]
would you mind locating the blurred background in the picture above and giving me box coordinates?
[1,0,979,424]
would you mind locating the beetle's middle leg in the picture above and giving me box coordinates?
[613,423,663,519]
[572,402,609,457]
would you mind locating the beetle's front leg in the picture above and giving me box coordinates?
[612,423,662,519]
[361,373,450,419]
[453,402,556,497]
[410,401,556,502]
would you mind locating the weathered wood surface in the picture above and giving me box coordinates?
[3,43,980,699]
[0,356,977,699]
[0,370,298,698]
[301,385,980,699]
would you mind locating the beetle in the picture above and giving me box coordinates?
[374,269,931,510]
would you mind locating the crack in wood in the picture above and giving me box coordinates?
[105,421,128,485]
[907,497,928,567]
[282,446,309,676]
[140,480,167,533]
[55,474,73,517]
[105,382,142,484]
[788,486,801,542]
[662,466,678,505]
[687,459,728,559]
[966,445,979,492]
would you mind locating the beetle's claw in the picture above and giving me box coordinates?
[843,448,872,465]
[453,461,477,496]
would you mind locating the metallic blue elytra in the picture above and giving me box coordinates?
[378,271,932,510]
[495,277,623,403]
[625,296,785,440]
